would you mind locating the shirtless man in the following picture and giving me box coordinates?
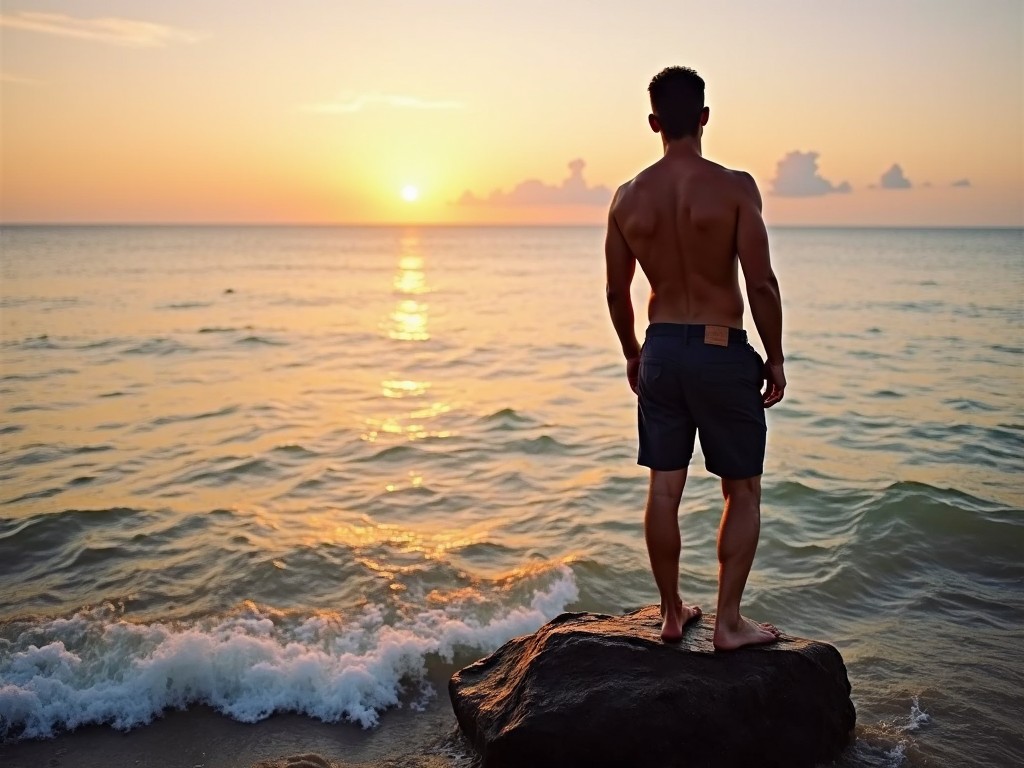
[604,66,786,650]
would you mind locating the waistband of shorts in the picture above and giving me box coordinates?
[645,323,748,344]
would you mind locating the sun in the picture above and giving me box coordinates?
[401,185,419,202]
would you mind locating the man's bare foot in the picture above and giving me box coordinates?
[712,616,781,651]
[660,598,702,643]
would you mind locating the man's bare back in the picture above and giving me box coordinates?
[610,155,756,330]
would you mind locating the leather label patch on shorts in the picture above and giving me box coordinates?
[704,325,729,346]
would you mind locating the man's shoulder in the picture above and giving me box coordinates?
[701,160,756,187]
[611,161,760,209]
[611,178,635,200]
[705,164,761,203]
[728,169,762,207]
[612,162,665,204]
[609,175,643,215]
[729,168,758,190]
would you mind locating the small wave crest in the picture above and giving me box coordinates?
[157,301,213,310]
[880,697,932,767]
[847,697,932,768]
[478,408,538,430]
[236,335,287,346]
[902,696,931,733]
[122,338,193,356]
[0,566,579,741]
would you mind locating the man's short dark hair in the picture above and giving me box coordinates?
[648,67,705,140]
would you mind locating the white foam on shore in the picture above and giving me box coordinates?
[0,566,578,740]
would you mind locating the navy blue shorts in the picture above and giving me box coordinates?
[637,323,767,479]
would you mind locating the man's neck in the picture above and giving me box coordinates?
[662,136,702,158]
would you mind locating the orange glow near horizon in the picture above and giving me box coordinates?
[0,2,1020,226]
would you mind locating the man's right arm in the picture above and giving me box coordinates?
[605,188,642,393]
[735,172,786,407]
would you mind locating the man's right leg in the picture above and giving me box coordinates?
[712,475,780,651]
[645,469,702,642]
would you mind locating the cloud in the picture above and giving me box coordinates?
[770,151,851,197]
[0,11,203,47]
[879,164,912,189]
[459,159,612,207]
[951,178,971,188]
[304,92,464,114]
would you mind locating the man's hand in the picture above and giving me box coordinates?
[627,356,641,394]
[762,361,786,408]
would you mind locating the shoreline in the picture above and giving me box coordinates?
[0,698,470,768]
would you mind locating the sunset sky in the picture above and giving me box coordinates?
[1,1,1021,226]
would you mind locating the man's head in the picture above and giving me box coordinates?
[648,66,708,141]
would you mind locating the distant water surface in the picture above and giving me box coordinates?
[1,225,1022,767]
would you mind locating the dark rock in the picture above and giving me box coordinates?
[449,607,855,768]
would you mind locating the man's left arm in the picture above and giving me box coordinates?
[604,198,641,392]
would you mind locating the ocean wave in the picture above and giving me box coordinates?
[157,301,213,310]
[502,435,573,455]
[178,458,279,485]
[837,698,932,768]
[0,566,578,741]
[5,403,59,414]
[271,444,321,458]
[358,445,430,463]
[121,338,194,356]
[6,335,57,350]
[1,367,78,381]
[3,486,64,505]
[147,405,239,427]
[477,407,538,429]
[236,335,288,346]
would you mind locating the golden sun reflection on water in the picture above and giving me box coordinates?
[361,400,453,442]
[363,235,453,444]
[307,515,489,562]
[294,511,583,601]
[387,236,430,341]
[385,472,424,492]
[381,379,429,398]
[393,255,426,294]
[389,299,429,341]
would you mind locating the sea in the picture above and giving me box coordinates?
[0,225,1021,768]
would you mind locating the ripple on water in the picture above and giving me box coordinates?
[121,338,195,356]
[477,407,540,430]
[235,335,288,346]
[146,405,240,427]
[157,301,214,310]
[501,434,574,455]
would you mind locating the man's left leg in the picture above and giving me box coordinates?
[645,468,702,642]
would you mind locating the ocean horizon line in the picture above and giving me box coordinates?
[2,221,1022,231]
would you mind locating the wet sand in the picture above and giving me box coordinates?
[0,698,470,768]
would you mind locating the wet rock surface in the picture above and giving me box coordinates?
[450,606,855,768]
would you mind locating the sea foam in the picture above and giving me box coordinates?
[0,566,578,740]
